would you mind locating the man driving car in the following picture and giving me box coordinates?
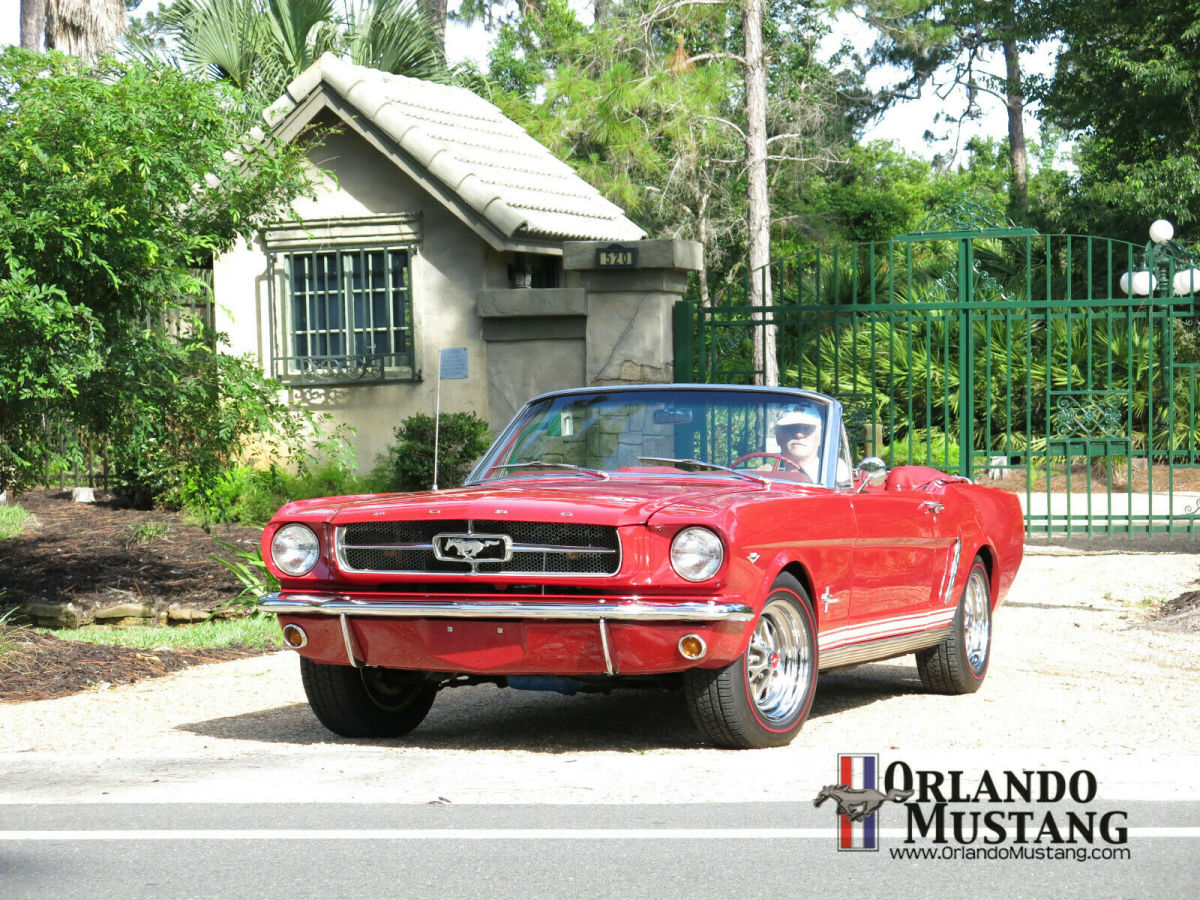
[772,407,823,482]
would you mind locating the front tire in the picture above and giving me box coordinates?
[300,657,437,738]
[916,558,991,694]
[684,574,818,748]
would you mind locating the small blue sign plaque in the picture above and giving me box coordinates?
[439,347,468,380]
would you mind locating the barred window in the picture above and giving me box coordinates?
[274,246,416,384]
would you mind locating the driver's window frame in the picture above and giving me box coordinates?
[835,424,854,490]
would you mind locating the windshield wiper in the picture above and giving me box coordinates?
[487,461,611,480]
[637,457,769,486]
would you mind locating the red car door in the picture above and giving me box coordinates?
[848,492,955,627]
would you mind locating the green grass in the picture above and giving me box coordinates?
[0,504,31,540]
[40,615,285,651]
[125,521,170,548]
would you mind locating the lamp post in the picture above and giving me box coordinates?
[1120,219,1200,296]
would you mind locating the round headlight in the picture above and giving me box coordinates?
[670,527,724,582]
[271,523,321,576]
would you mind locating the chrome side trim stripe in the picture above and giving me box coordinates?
[941,539,962,605]
[261,593,754,622]
[818,607,956,651]
[818,627,951,670]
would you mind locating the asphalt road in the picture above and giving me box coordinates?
[3,801,1199,900]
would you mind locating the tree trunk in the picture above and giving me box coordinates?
[742,0,777,385]
[594,0,611,26]
[419,0,448,52]
[20,0,45,50]
[46,0,128,64]
[1003,38,1027,221]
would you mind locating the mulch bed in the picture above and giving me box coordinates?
[1145,590,1200,634]
[2,488,263,618]
[1,488,274,702]
[0,626,266,703]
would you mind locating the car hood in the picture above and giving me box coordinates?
[277,478,769,528]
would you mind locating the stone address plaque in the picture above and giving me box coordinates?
[595,243,638,268]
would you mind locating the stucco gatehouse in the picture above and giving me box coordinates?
[214,54,702,468]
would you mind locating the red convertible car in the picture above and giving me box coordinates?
[261,385,1024,748]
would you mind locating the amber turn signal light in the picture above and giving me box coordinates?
[678,634,707,660]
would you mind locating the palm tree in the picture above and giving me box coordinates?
[20,0,45,51]
[152,0,447,105]
[21,0,128,62]
[48,0,128,63]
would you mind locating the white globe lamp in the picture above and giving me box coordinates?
[1150,219,1175,244]
[1119,271,1157,296]
[1173,268,1200,295]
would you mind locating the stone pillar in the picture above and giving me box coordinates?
[477,288,588,430]
[563,239,702,385]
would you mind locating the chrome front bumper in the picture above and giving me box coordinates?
[259,592,755,622]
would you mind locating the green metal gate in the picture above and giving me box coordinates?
[675,221,1200,538]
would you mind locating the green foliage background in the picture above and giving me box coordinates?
[0,48,314,502]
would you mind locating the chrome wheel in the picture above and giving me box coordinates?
[916,557,991,695]
[962,567,990,675]
[745,595,814,724]
[684,574,818,748]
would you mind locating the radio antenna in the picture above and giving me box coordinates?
[432,369,442,491]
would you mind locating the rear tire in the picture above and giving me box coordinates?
[684,574,818,748]
[300,657,437,738]
[916,558,991,694]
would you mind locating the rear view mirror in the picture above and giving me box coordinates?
[653,406,693,425]
[856,456,888,490]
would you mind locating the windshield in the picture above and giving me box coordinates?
[470,388,838,486]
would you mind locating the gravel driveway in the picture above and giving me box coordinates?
[2,544,1198,805]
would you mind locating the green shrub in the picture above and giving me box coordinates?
[182,429,365,526]
[374,412,493,492]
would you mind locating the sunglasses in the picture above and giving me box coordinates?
[780,424,819,438]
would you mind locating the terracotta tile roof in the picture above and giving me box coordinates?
[265,54,645,244]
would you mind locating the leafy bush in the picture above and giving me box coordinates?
[180,426,369,526]
[0,268,102,494]
[374,412,493,492]
[0,48,313,501]
[93,330,311,509]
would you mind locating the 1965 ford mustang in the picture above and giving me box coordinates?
[261,384,1024,748]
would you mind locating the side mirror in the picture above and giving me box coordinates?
[856,456,888,491]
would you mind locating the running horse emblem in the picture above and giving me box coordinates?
[442,538,503,560]
[813,784,913,821]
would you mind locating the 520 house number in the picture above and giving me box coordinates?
[595,245,638,268]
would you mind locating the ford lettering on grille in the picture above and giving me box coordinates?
[433,533,512,563]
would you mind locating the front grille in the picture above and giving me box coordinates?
[336,519,621,576]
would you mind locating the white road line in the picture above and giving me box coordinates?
[0,827,1197,841]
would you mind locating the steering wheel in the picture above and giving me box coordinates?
[731,452,812,482]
